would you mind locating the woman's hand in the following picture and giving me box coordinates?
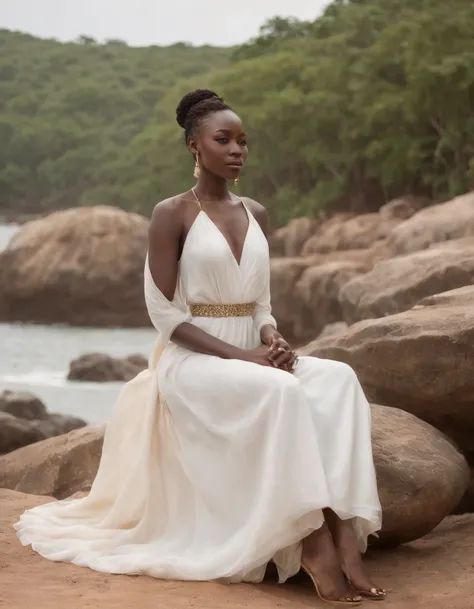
[239,345,274,367]
[267,336,298,372]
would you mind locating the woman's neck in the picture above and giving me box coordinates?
[193,171,232,202]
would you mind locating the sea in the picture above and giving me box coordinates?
[0,224,156,425]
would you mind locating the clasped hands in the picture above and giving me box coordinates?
[242,334,298,372]
[267,335,299,372]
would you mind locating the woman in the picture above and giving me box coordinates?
[15,90,385,604]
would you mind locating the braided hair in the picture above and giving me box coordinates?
[176,89,233,143]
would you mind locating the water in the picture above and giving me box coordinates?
[0,224,156,425]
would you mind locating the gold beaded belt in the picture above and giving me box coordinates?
[189,302,256,318]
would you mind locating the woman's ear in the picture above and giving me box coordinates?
[187,136,198,156]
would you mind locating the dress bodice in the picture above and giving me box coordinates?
[179,206,271,306]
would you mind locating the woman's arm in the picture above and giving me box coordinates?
[147,199,259,361]
[244,198,283,347]
[244,198,296,371]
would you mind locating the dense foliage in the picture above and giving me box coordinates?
[2,0,474,224]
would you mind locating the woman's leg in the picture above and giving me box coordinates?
[301,521,360,602]
[324,508,386,597]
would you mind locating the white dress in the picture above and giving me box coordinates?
[15,202,382,584]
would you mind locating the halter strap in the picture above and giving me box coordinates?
[191,187,203,210]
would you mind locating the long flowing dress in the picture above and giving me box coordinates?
[15,202,382,584]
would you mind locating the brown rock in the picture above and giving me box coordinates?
[339,240,474,323]
[0,412,48,455]
[292,261,366,341]
[68,352,148,382]
[0,391,87,455]
[301,212,400,255]
[36,414,88,437]
[371,405,469,545]
[0,390,48,420]
[304,286,474,462]
[379,195,429,222]
[1,406,467,547]
[269,217,319,257]
[455,468,474,514]
[317,321,349,340]
[3,488,474,609]
[387,191,474,255]
[270,257,313,340]
[0,426,104,499]
[0,206,149,326]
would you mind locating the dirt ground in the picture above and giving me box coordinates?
[1,490,473,609]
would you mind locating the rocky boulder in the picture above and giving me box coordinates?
[0,391,86,455]
[268,217,319,257]
[301,212,400,255]
[379,195,429,222]
[387,191,474,255]
[0,406,468,546]
[339,239,474,323]
[68,353,148,382]
[302,286,474,463]
[0,205,149,326]
[0,412,48,455]
[292,260,366,342]
[270,257,314,340]
[371,405,469,545]
[0,425,104,499]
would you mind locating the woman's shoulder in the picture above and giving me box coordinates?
[242,197,269,234]
[151,192,194,217]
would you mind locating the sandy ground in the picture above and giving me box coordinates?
[1,490,474,609]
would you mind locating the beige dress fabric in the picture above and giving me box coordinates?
[15,202,382,583]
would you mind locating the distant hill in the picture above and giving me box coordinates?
[2,0,474,226]
[0,30,230,214]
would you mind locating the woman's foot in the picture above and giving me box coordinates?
[301,523,362,604]
[324,511,386,600]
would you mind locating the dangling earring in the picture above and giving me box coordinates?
[234,177,239,187]
[193,156,200,180]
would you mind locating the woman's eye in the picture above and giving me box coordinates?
[240,140,248,147]
[216,137,228,144]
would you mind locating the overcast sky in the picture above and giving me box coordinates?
[1,0,329,47]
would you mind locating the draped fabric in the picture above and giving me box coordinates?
[15,204,381,583]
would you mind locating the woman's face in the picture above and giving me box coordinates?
[190,110,248,182]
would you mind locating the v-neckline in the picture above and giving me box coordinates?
[192,189,251,267]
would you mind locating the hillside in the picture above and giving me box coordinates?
[1,0,474,224]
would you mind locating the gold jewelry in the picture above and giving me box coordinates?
[234,177,239,186]
[193,156,200,179]
[189,302,256,318]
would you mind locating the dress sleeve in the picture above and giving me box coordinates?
[253,259,277,336]
[144,255,191,347]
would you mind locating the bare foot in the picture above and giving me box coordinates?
[301,523,361,603]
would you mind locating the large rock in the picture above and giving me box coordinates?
[0,412,48,455]
[302,286,474,463]
[0,206,149,326]
[0,406,467,546]
[292,261,366,341]
[68,353,148,382]
[379,195,429,222]
[387,191,474,255]
[0,425,104,499]
[301,212,400,255]
[270,257,313,340]
[0,390,48,420]
[268,217,319,257]
[0,390,86,455]
[371,405,469,545]
[339,239,474,323]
